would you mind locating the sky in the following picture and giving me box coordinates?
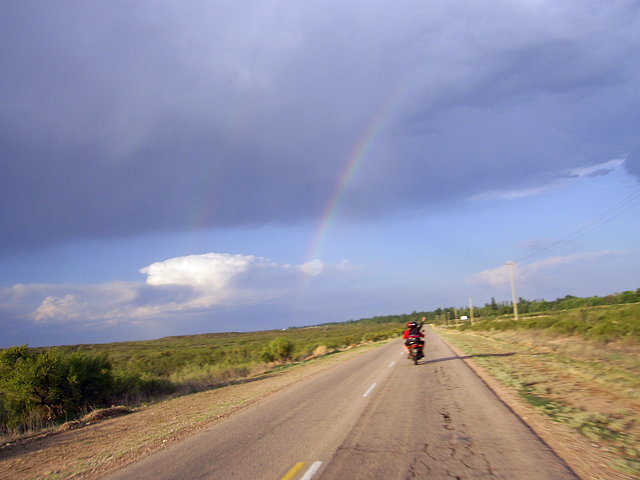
[1,0,639,348]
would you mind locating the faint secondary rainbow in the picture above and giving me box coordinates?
[305,85,406,264]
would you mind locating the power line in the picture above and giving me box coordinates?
[516,187,640,263]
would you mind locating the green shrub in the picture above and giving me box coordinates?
[456,303,640,342]
[0,345,114,433]
[260,338,295,362]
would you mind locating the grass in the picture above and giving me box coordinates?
[44,322,402,374]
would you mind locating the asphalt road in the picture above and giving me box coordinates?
[103,326,578,480]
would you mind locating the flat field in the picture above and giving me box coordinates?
[49,322,403,376]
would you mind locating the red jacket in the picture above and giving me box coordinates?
[403,329,424,339]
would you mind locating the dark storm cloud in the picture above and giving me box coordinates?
[2,0,639,251]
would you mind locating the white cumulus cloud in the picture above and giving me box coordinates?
[0,252,356,329]
[300,259,324,276]
[140,252,262,289]
[33,294,79,322]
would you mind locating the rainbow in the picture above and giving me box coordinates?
[305,85,405,263]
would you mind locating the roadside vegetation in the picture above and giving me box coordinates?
[0,322,401,440]
[455,302,640,342]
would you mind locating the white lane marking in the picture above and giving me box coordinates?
[388,361,396,368]
[399,351,405,356]
[363,382,377,397]
[300,461,323,480]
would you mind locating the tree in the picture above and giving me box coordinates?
[0,346,114,429]
[490,297,498,310]
[260,338,295,363]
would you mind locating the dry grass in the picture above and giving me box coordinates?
[311,345,330,357]
[81,406,132,423]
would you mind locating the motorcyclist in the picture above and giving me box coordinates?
[403,319,425,358]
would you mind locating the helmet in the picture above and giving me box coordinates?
[407,321,418,328]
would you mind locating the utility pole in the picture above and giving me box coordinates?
[506,261,519,321]
[468,296,475,325]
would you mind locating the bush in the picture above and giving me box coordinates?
[260,338,295,362]
[0,345,114,433]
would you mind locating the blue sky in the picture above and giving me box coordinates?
[1,1,639,347]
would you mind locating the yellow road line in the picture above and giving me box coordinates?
[281,462,305,480]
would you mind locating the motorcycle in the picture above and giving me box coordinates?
[407,337,424,365]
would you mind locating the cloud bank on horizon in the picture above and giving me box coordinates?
[0,253,350,326]
[1,1,639,346]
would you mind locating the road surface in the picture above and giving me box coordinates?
[103,326,578,480]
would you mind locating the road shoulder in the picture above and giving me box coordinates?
[435,328,633,480]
